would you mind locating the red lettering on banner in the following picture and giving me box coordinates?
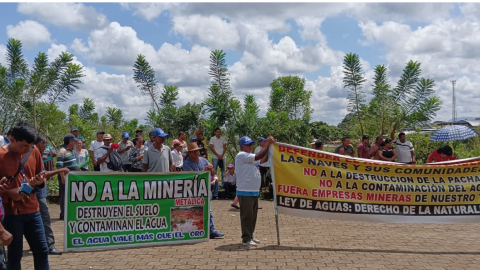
[365,193,411,203]
[311,189,362,200]
[277,184,308,196]
[174,198,205,206]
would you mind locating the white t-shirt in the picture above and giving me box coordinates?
[235,151,261,192]
[95,145,114,172]
[209,136,226,159]
[171,149,183,168]
[89,140,104,161]
[393,139,415,163]
[254,146,270,167]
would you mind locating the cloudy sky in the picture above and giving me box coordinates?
[0,2,479,125]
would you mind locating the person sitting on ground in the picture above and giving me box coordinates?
[357,135,370,159]
[314,140,323,151]
[333,136,355,157]
[183,142,225,239]
[224,164,236,200]
[129,136,148,172]
[378,138,397,162]
[428,145,457,163]
[171,143,184,171]
[74,140,90,171]
[369,136,383,160]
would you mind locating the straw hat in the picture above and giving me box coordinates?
[187,142,201,152]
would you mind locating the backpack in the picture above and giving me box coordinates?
[101,146,123,171]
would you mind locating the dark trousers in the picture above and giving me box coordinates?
[93,164,100,171]
[3,211,50,270]
[238,196,258,243]
[37,198,55,250]
[223,182,236,199]
[0,247,6,270]
[260,166,269,187]
[58,176,65,220]
[131,168,142,172]
[122,164,131,172]
[175,167,183,172]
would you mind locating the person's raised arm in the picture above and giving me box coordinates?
[97,148,112,165]
[390,124,396,141]
[255,136,275,161]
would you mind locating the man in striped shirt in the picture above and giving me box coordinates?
[56,134,79,220]
[390,124,416,164]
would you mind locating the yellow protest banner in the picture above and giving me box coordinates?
[271,143,480,223]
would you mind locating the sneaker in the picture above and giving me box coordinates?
[231,204,240,209]
[242,240,257,246]
[210,231,225,239]
[252,238,261,244]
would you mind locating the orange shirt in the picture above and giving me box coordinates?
[0,145,45,215]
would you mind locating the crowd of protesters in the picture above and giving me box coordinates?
[0,120,462,269]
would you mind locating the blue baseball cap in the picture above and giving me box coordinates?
[122,132,130,139]
[239,136,255,146]
[190,137,197,142]
[258,137,267,142]
[152,128,169,138]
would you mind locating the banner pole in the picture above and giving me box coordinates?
[269,144,281,245]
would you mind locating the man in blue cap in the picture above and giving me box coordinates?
[142,128,175,172]
[118,132,133,172]
[236,135,275,246]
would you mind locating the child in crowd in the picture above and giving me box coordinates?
[223,164,236,200]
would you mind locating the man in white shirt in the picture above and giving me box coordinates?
[118,132,133,172]
[390,124,416,164]
[89,131,104,171]
[95,134,115,172]
[236,135,274,246]
[209,128,227,199]
[171,143,184,171]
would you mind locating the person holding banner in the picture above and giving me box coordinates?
[236,135,274,246]
[369,136,383,160]
[357,135,370,159]
[183,142,225,239]
[333,137,355,157]
[378,138,397,162]
[391,124,416,164]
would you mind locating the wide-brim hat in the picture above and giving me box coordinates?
[187,142,201,152]
[103,134,113,140]
[310,139,317,145]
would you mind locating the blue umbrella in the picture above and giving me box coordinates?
[429,125,477,142]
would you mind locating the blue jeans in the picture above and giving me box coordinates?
[3,211,50,270]
[209,208,216,233]
[211,158,225,197]
[37,198,54,249]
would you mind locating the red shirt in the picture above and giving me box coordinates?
[357,143,370,159]
[428,149,456,163]
[0,145,45,215]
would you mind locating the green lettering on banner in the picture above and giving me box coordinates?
[65,172,210,252]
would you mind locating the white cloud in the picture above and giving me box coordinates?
[120,3,180,21]
[172,15,240,50]
[17,3,108,30]
[0,44,6,66]
[72,22,211,87]
[6,20,51,49]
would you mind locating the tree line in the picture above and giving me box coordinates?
[0,38,444,161]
